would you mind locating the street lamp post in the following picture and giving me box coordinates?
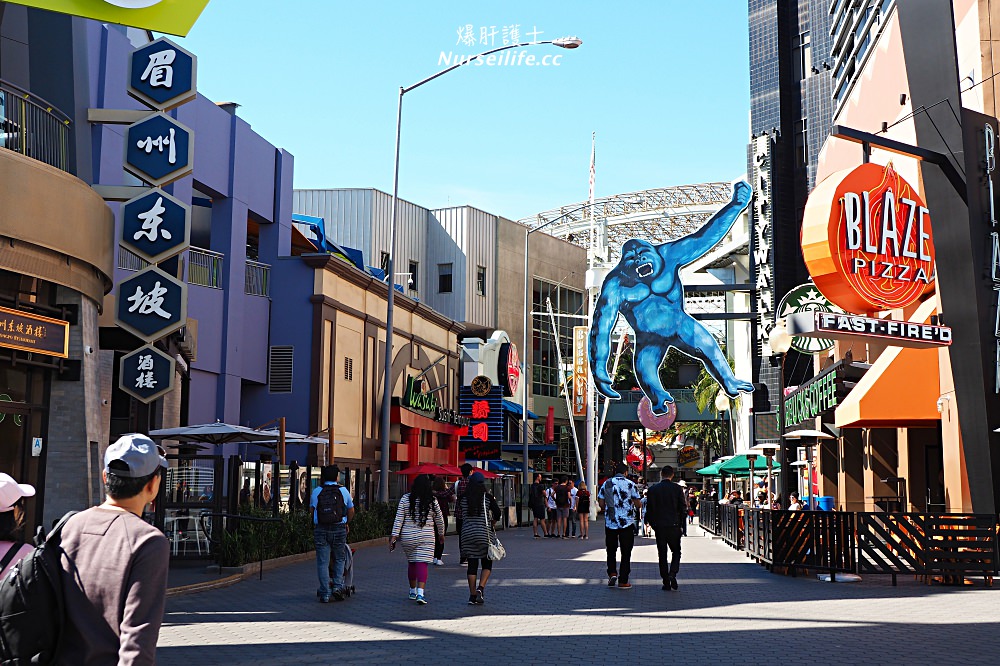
[378,37,583,502]
[768,321,792,508]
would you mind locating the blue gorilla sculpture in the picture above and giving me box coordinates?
[589,180,754,416]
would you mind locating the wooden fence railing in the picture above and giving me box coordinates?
[706,504,995,585]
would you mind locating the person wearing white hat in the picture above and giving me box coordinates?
[55,433,170,665]
[0,473,36,578]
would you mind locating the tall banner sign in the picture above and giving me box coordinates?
[589,181,755,415]
[752,136,775,354]
[572,326,588,417]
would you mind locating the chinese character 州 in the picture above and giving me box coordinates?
[456,24,476,46]
[133,196,172,243]
[141,49,176,88]
[136,127,177,165]
[471,400,490,420]
[472,422,489,441]
[135,372,157,389]
[137,354,155,371]
[126,281,172,319]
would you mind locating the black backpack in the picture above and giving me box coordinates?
[0,511,76,665]
[316,485,346,526]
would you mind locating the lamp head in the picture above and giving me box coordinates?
[552,36,583,49]
[768,321,793,354]
[714,392,731,412]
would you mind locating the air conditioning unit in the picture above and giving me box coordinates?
[177,320,198,363]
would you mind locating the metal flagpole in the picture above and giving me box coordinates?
[586,131,599,519]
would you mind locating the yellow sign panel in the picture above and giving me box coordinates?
[0,306,70,358]
[572,326,588,417]
[7,0,211,37]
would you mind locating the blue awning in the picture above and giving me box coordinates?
[501,443,557,453]
[502,400,539,419]
[485,460,533,472]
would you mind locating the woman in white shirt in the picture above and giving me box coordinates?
[0,473,36,577]
[788,492,803,511]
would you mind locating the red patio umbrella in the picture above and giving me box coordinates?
[395,463,453,476]
[475,468,499,479]
[439,464,463,476]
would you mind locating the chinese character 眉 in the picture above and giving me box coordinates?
[141,49,176,88]
[136,128,177,164]
[133,196,172,243]
[127,281,172,319]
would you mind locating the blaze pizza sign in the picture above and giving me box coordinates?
[802,163,935,314]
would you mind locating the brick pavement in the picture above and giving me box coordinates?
[158,522,1000,664]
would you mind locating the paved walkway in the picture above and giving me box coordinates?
[158,522,1000,664]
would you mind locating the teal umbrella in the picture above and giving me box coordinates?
[696,462,723,476]
[718,454,771,475]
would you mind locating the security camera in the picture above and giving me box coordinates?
[85,345,94,354]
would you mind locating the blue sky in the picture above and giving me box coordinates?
[174,1,750,220]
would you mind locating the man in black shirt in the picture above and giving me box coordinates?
[644,465,687,590]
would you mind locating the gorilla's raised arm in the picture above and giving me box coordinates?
[663,180,752,264]
[588,272,624,400]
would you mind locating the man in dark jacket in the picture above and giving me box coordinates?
[643,465,687,590]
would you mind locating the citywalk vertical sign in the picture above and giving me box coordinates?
[6,1,211,37]
[752,135,775,354]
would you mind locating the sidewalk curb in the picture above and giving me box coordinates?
[166,536,391,597]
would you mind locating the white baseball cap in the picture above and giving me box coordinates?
[0,473,35,512]
[105,434,168,478]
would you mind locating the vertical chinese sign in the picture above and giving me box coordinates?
[114,38,196,404]
[572,326,588,417]
[459,378,503,460]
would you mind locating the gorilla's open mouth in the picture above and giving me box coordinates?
[636,262,653,278]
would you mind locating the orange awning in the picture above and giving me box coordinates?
[835,298,941,428]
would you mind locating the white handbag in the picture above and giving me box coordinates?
[484,496,506,561]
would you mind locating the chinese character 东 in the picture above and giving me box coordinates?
[141,49,176,88]
[137,354,155,371]
[471,400,490,420]
[136,127,177,165]
[472,422,489,441]
[135,372,157,389]
[126,281,172,319]
[456,24,476,47]
[133,196,172,243]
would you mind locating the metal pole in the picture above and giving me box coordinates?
[777,352,789,507]
[378,87,404,503]
[521,229,532,493]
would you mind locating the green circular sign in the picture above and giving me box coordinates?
[776,283,844,354]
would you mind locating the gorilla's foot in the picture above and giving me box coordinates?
[650,395,675,416]
[723,379,755,397]
[596,380,621,400]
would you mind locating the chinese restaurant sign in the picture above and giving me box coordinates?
[6,1,211,37]
[459,386,503,460]
[0,306,69,358]
[802,163,935,314]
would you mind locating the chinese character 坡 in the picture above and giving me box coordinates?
[136,127,177,165]
[126,281,172,319]
[141,49,176,88]
[471,400,490,420]
[472,422,489,441]
[133,196,172,243]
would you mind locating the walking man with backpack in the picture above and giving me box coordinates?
[311,465,355,602]
[55,433,170,665]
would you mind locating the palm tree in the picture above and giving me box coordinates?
[678,357,740,484]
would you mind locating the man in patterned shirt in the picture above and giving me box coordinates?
[597,463,642,588]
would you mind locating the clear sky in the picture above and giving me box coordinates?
[173,1,750,220]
